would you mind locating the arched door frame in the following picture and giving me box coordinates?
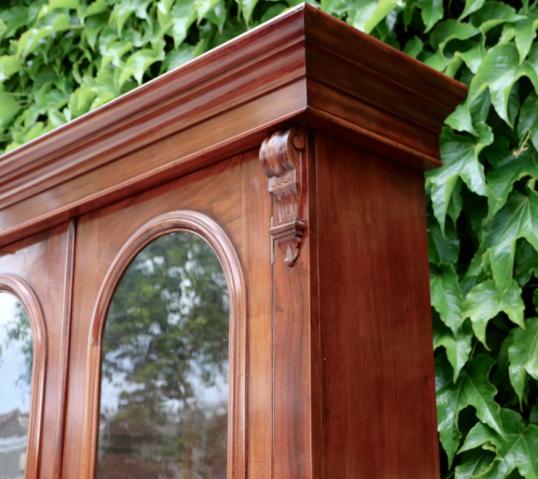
[81,210,247,479]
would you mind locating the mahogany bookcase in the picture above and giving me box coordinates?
[0,4,466,479]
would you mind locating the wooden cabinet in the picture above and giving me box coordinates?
[0,5,465,478]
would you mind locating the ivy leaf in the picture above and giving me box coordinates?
[483,190,538,290]
[456,43,487,75]
[68,85,96,118]
[83,0,108,18]
[109,0,151,35]
[237,0,259,25]
[514,239,538,285]
[424,50,453,71]
[486,149,538,220]
[427,129,488,232]
[163,45,194,72]
[429,220,460,266]
[470,43,538,126]
[446,91,491,137]
[447,180,465,225]
[518,92,538,151]
[99,38,133,70]
[0,6,28,40]
[464,279,525,347]
[416,0,443,32]
[0,91,20,128]
[83,13,107,50]
[434,319,473,381]
[0,55,19,81]
[437,354,504,466]
[470,1,523,34]
[459,408,538,478]
[459,0,486,20]
[169,0,197,47]
[349,0,398,34]
[507,318,538,404]
[194,0,221,23]
[17,13,71,59]
[119,48,164,86]
[23,122,47,143]
[205,2,228,31]
[431,266,464,333]
[90,69,118,109]
[445,101,475,134]
[430,20,479,56]
[455,450,496,478]
[514,19,538,64]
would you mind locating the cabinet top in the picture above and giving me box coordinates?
[0,4,466,246]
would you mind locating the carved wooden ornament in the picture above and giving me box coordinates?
[259,128,306,266]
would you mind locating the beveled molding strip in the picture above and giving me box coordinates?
[0,4,466,197]
[0,4,466,249]
[0,19,307,209]
[260,128,306,266]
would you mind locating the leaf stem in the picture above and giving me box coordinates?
[513,130,532,158]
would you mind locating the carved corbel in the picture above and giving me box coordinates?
[259,127,306,267]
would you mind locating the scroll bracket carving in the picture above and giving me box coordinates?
[259,127,306,267]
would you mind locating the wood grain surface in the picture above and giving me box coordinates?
[0,5,466,478]
[0,224,75,479]
[314,133,440,478]
[61,152,272,479]
[0,4,465,249]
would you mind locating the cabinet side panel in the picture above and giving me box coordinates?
[315,133,439,478]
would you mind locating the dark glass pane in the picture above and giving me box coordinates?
[97,232,229,479]
[0,292,32,479]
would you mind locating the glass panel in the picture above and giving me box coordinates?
[0,292,32,479]
[97,232,229,479]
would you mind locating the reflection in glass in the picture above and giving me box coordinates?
[0,292,32,479]
[97,232,230,479]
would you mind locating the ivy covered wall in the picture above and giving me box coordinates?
[0,0,537,476]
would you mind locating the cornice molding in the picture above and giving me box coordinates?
[0,4,466,247]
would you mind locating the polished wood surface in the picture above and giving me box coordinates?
[269,130,320,479]
[62,153,271,479]
[260,128,307,266]
[0,224,75,479]
[0,4,465,249]
[0,5,466,478]
[314,133,439,477]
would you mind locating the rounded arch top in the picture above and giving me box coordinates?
[89,210,246,347]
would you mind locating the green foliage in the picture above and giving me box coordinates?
[0,0,537,476]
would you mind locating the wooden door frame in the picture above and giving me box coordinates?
[79,210,248,478]
[0,274,47,479]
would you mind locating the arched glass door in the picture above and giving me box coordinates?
[96,232,230,479]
